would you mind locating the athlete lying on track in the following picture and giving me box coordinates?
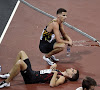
[0,51,79,88]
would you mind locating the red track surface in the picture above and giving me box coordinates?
[0,0,100,90]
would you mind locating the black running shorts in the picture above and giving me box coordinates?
[39,39,56,53]
[20,59,39,84]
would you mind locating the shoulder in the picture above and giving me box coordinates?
[51,19,59,26]
[47,19,58,29]
[52,21,59,26]
[52,22,59,30]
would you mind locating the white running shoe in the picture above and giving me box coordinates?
[0,73,10,79]
[0,81,10,88]
[50,55,59,61]
[43,55,55,65]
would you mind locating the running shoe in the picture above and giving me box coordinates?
[0,81,10,88]
[0,73,10,79]
[50,55,59,61]
[43,55,55,65]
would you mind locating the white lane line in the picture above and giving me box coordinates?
[0,0,20,44]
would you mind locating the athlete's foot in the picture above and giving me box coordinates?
[0,81,10,88]
[43,55,55,65]
[0,73,10,79]
[50,55,59,62]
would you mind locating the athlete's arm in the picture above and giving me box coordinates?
[50,71,65,87]
[55,75,65,86]
[60,24,73,46]
[50,63,57,70]
[53,22,69,44]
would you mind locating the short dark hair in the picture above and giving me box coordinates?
[56,8,67,14]
[82,77,97,90]
[68,70,79,81]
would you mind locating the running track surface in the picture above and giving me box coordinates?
[0,0,100,90]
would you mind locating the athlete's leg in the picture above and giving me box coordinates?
[15,50,28,63]
[9,51,28,74]
[5,60,27,83]
[45,42,66,58]
[0,51,29,79]
[0,60,27,88]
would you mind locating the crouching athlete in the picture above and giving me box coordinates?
[0,51,79,88]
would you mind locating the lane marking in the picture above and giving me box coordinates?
[0,0,20,44]
[73,40,100,47]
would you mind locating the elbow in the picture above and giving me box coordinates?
[50,84,56,87]
[50,85,55,88]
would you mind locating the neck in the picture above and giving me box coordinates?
[61,72,69,81]
[56,18,62,24]
[61,71,68,77]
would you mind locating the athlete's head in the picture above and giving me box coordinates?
[64,68,79,81]
[56,8,67,22]
[82,77,97,90]
[56,8,67,14]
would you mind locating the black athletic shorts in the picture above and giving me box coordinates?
[39,39,56,53]
[20,59,39,84]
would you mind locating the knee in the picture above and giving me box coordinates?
[18,50,26,57]
[19,50,25,54]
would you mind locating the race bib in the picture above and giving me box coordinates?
[40,69,52,74]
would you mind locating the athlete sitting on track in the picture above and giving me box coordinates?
[39,8,73,65]
[0,51,79,88]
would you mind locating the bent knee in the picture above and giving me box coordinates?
[19,50,25,54]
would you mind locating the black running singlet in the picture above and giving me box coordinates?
[40,20,57,43]
[33,69,63,83]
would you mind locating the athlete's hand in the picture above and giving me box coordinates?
[68,40,73,46]
[50,63,57,70]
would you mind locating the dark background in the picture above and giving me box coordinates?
[0,0,18,37]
